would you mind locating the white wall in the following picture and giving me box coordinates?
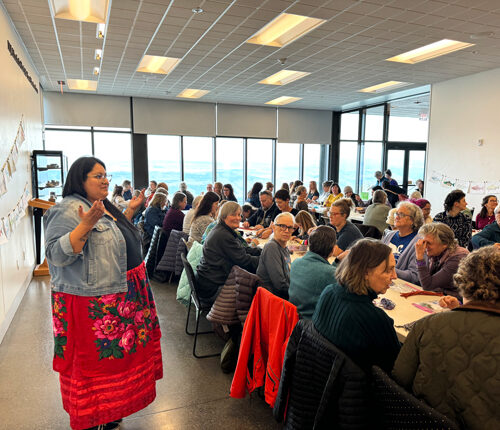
[426,67,500,217]
[0,3,42,342]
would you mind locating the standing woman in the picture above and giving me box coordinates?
[44,157,162,430]
[476,195,497,229]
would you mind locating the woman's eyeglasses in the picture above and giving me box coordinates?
[88,174,112,182]
[275,223,295,232]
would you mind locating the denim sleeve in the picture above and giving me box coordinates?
[44,203,84,267]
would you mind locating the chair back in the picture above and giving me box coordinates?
[371,365,460,429]
[144,225,165,274]
[356,223,382,239]
[180,252,203,310]
[156,229,188,272]
[174,238,188,275]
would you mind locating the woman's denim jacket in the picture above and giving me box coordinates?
[44,194,128,296]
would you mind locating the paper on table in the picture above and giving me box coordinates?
[389,282,420,294]
[412,300,445,314]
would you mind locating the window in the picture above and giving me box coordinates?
[276,143,301,190]
[147,135,181,190]
[386,149,405,185]
[389,95,429,142]
[303,144,326,186]
[93,132,132,193]
[364,105,384,141]
[216,137,244,202]
[44,129,92,167]
[360,141,382,192]
[183,136,213,197]
[408,150,426,187]
[340,112,359,140]
[338,141,358,191]
[247,138,273,193]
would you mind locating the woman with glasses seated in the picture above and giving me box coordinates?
[256,213,294,299]
[382,201,424,285]
[44,157,162,430]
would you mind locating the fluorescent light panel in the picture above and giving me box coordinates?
[51,0,109,24]
[93,67,100,76]
[386,39,475,64]
[247,13,326,48]
[136,55,181,74]
[67,79,97,91]
[94,49,102,60]
[96,23,105,39]
[265,96,302,105]
[176,89,210,99]
[259,70,311,86]
[358,81,411,93]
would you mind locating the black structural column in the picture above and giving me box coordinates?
[329,111,341,182]
[131,133,148,189]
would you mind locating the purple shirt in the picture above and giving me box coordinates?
[475,213,495,230]
[162,207,185,233]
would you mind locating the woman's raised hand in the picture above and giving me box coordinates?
[78,200,105,228]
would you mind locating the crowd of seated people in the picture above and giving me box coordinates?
[109,173,498,429]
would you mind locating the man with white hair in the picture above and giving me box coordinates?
[256,212,294,299]
[471,205,500,249]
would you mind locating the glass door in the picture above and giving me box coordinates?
[385,144,426,192]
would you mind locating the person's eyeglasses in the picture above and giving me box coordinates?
[88,173,112,182]
[275,223,295,232]
[329,211,343,216]
[395,212,412,218]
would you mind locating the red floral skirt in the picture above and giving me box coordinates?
[51,262,163,430]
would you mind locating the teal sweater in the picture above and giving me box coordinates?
[312,283,401,372]
[289,251,337,319]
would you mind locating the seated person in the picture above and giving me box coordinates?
[187,191,219,247]
[317,180,332,204]
[289,226,337,319]
[246,182,263,208]
[196,202,261,306]
[413,198,432,224]
[415,223,469,298]
[307,181,320,201]
[324,183,343,207]
[111,185,129,211]
[475,194,498,230]
[382,201,424,285]
[293,210,316,240]
[472,206,500,249]
[363,189,390,234]
[162,192,187,242]
[274,189,298,216]
[343,185,363,207]
[183,195,202,234]
[392,246,500,430]
[242,190,280,239]
[293,185,308,209]
[241,204,256,223]
[382,181,406,207]
[313,238,401,372]
[256,213,294,299]
[295,200,309,212]
[178,181,194,206]
[328,198,363,257]
[222,184,238,202]
[433,189,472,248]
[142,190,168,254]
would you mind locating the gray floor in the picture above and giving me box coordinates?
[0,276,281,429]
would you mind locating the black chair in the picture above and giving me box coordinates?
[144,226,165,275]
[355,223,382,239]
[371,366,460,430]
[180,252,220,359]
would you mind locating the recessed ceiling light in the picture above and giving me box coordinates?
[94,49,102,61]
[247,13,326,48]
[93,67,100,76]
[96,23,105,39]
[259,70,311,86]
[67,79,97,91]
[358,81,411,93]
[177,88,210,99]
[50,0,109,24]
[265,96,302,105]
[136,55,181,74]
[192,7,203,14]
[386,39,475,64]
[470,31,494,40]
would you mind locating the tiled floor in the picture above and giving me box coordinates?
[0,276,281,429]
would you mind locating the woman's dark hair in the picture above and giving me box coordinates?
[223,183,237,201]
[479,195,497,218]
[194,191,219,219]
[331,183,341,194]
[241,204,255,218]
[290,180,303,194]
[275,189,290,202]
[250,182,263,196]
[63,156,139,234]
[296,201,309,212]
[266,182,274,190]
[444,189,466,212]
[309,226,336,259]
[172,192,186,209]
[112,185,123,198]
[281,182,290,192]
[385,169,392,177]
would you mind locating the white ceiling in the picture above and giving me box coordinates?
[3,0,500,110]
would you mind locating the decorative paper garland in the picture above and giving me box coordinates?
[429,170,500,195]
